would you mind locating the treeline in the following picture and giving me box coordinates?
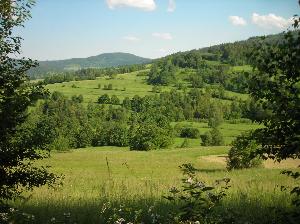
[98,88,267,122]
[17,91,172,151]
[37,64,147,84]
[157,31,288,67]
[16,89,268,152]
[148,59,250,94]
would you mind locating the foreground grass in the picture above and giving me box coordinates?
[13,146,299,223]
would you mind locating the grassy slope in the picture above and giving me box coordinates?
[45,67,249,104]
[23,65,299,223]
[173,121,262,146]
[15,147,299,223]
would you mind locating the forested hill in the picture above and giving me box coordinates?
[156,31,289,67]
[28,52,151,76]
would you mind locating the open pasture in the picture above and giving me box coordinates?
[15,146,299,223]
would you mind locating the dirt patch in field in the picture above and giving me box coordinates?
[200,155,227,165]
[264,159,300,169]
[200,155,300,169]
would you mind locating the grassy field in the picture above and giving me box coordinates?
[24,68,298,223]
[45,69,249,104]
[45,71,160,103]
[172,121,262,146]
[14,146,299,223]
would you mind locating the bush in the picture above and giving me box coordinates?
[103,83,113,90]
[227,132,262,170]
[211,128,224,146]
[71,94,83,103]
[92,122,129,147]
[98,94,111,104]
[200,131,212,146]
[201,128,224,146]
[180,127,200,139]
[129,122,173,151]
[110,95,120,105]
[164,163,231,223]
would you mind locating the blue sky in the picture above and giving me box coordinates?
[19,0,299,60]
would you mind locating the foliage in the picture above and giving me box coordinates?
[208,104,224,128]
[129,113,173,151]
[92,121,129,147]
[98,94,111,104]
[103,83,113,90]
[110,95,120,105]
[247,19,300,161]
[201,128,224,146]
[200,131,212,146]
[180,127,200,139]
[210,128,225,146]
[164,163,231,223]
[148,60,177,85]
[227,132,262,170]
[274,170,300,224]
[0,0,58,202]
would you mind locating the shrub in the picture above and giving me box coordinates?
[129,122,173,151]
[200,131,212,146]
[92,122,129,147]
[180,127,200,139]
[50,134,70,151]
[110,95,120,105]
[103,83,113,90]
[107,83,113,90]
[98,94,111,104]
[164,163,231,223]
[201,128,224,146]
[71,94,83,103]
[122,97,131,109]
[227,132,262,170]
[211,128,224,146]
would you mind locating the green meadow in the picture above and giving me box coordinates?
[21,68,298,224]
[15,146,299,223]
[45,68,249,104]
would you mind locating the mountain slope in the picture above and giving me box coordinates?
[29,52,151,76]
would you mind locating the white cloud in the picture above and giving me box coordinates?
[252,13,293,29]
[229,16,247,26]
[123,35,140,41]
[167,0,176,12]
[106,0,156,11]
[152,32,173,40]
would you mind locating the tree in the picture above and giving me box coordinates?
[129,112,173,151]
[0,0,58,202]
[208,103,224,128]
[247,20,300,161]
[122,97,131,109]
[110,95,120,105]
[98,94,110,104]
[201,128,224,146]
[227,132,262,170]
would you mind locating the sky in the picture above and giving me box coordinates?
[18,0,299,61]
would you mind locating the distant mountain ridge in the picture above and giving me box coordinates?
[28,52,151,76]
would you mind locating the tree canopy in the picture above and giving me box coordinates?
[0,0,58,202]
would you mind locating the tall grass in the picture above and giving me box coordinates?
[12,146,299,223]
